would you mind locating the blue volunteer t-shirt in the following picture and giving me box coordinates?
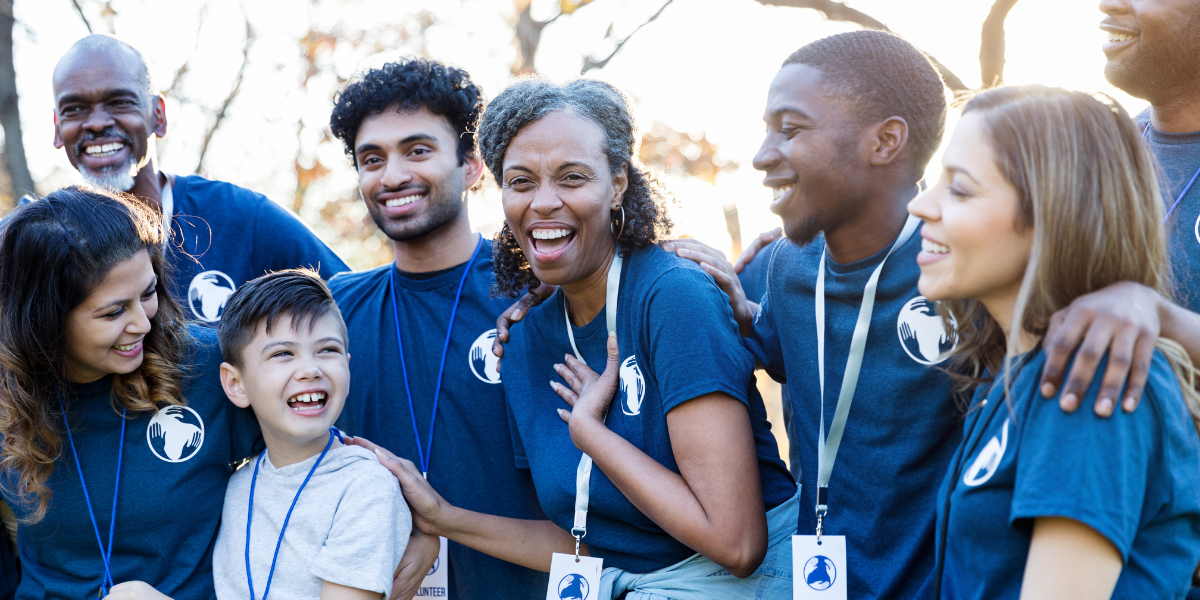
[936,350,1200,599]
[503,244,795,574]
[738,238,799,478]
[169,175,348,323]
[330,238,548,599]
[1138,112,1200,313]
[747,227,961,599]
[0,326,260,600]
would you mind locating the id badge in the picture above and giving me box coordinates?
[418,536,449,598]
[792,535,846,600]
[547,552,603,600]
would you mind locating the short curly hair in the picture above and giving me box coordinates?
[479,78,673,298]
[330,57,484,166]
[784,31,947,180]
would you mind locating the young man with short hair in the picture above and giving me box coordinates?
[49,35,347,322]
[327,58,547,600]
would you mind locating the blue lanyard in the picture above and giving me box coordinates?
[1142,125,1200,221]
[245,426,344,600]
[388,234,483,478]
[57,393,125,597]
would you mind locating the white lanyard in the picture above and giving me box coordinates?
[563,247,623,559]
[813,215,919,538]
[160,175,173,247]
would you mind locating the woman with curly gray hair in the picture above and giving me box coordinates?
[385,78,798,599]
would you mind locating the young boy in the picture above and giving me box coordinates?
[212,269,411,599]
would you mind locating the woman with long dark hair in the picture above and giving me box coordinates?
[0,186,258,600]
[910,86,1200,598]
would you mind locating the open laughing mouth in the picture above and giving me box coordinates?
[529,227,577,262]
[287,391,327,415]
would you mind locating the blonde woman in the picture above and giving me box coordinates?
[909,85,1200,599]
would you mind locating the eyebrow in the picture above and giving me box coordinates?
[504,162,594,175]
[90,277,158,314]
[57,88,141,106]
[945,164,981,186]
[767,106,814,121]
[260,340,297,355]
[355,133,439,158]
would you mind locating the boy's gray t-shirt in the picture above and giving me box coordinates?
[214,444,411,599]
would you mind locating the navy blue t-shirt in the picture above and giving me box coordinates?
[738,238,799,478]
[936,350,1200,599]
[168,175,348,323]
[330,239,548,599]
[0,326,260,600]
[746,227,961,599]
[503,244,795,574]
[1137,112,1200,313]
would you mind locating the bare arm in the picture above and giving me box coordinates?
[1040,282,1200,416]
[552,335,768,577]
[347,436,578,573]
[320,580,382,600]
[387,529,441,600]
[1019,517,1122,600]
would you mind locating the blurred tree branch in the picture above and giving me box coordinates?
[196,11,255,172]
[70,0,93,34]
[980,0,1019,87]
[581,0,674,74]
[752,0,969,91]
[0,0,33,204]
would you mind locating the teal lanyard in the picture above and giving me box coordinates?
[57,393,124,598]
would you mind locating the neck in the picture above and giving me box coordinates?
[561,245,616,327]
[391,210,477,273]
[824,184,916,264]
[1150,92,1200,133]
[983,290,1040,355]
[264,428,340,469]
[126,156,166,212]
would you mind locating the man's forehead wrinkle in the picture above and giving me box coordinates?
[54,36,153,96]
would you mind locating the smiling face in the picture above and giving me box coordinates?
[221,312,350,453]
[52,46,165,192]
[907,112,1033,323]
[754,63,872,245]
[1100,0,1200,103]
[354,106,482,241]
[500,110,628,287]
[63,249,159,383]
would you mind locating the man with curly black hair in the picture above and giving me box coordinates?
[327,58,548,600]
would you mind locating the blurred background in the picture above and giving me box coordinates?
[0,0,1143,464]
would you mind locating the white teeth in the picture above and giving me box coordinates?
[772,186,794,201]
[1107,32,1135,42]
[85,143,125,157]
[922,239,950,254]
[531,228,573,240]
[288,392,327,405]
[384,195,424,208]
[113,342,139,351]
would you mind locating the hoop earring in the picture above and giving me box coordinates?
[610,205,626,240]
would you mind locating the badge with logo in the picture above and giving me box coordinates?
[793,534,847,599]
[897,296,957,365]
[547,553,602,600]
[188,270,236,322]
[146,406,205,463]
[618,355,644,416]
[963,418,1009,487]
[416,536,449,598]
[468,329,502,384]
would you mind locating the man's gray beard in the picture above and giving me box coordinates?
[78,157,138,192]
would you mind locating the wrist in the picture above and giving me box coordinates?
[1155,290,1178,339]
[568,413,607,452]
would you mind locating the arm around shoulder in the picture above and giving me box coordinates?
[1020,516,1122,600]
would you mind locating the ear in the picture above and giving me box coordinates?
[53,111,64,149]
[869,117,910,168]
[611,163,629,209]
[462,152,485,191]
[220,362,252,409]
[151,94,168,138]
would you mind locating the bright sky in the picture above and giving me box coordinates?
[11,0,1143,264]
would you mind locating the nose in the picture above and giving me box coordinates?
[752,135,780,174]
[907,186,940,222]
[294,357,324,382]
[127,302,152,336]
[81,106,115,133]
[380,156,414,190]
[1098,0,1128,17]
[529,182,563,216]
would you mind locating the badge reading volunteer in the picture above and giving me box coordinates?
[793,215,919,600]
[417,536,449,598]
[548,249,623,599]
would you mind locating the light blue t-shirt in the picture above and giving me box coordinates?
[936,349,1200,598]
[502,244,795,574]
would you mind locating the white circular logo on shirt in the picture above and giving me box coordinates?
[619,356,645,416]
[146,406,205,463]
[468,329,502,384]
[1192,211,1200,247]
[963,418,1009,487]
[188,270,236,322]
[897,296,958,365]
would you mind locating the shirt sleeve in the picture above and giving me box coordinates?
[1009,354,1164,560]
[644,266,758,413]
[252,197,350,279]
[312,467,413,595]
